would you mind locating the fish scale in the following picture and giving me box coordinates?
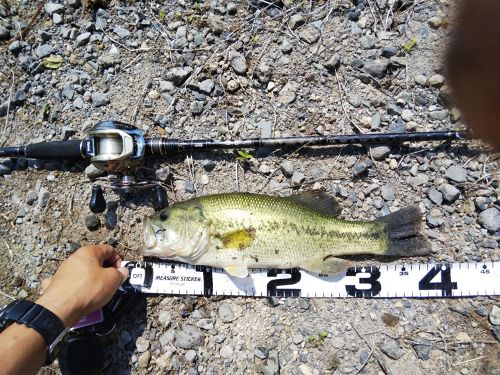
[143,192,431,277]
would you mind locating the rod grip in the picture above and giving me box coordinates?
[24,140,84,160]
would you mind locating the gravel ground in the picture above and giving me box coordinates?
[0,0,499,374]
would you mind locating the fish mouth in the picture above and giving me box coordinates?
[143,218,159,250]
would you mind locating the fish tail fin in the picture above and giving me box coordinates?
[376,205,432,256]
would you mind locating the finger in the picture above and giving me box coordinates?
[105,266,129,291]
[103,251,122,269]
[82,244,115,264]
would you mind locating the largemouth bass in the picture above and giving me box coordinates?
[142,191,431,277]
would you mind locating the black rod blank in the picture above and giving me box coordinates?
[145,130,468,156]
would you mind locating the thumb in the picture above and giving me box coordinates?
[104,267,129,290]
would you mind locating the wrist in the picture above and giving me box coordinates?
[36,294,82,328]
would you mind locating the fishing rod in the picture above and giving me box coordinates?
[0,120,469,213]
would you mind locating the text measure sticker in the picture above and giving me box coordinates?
[121,261,499,298]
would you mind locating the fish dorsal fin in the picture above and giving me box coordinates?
[225,265,249,278]
[219,228,256,250]
[288,190,342,217]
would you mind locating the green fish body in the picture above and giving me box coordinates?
[143,191,431,277]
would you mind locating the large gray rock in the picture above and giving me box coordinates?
[207,13,225,34]
[170,67,193,86]
[445,165,467,183]
[370,145,390,160]
[298,25,320,44]
[175,325,204,349]
[91,92,110,107]
[288,14,305,30]
[379,337,404,359]
[35,44,54,58]
[229,51,247,75]
[364,59,389,77]
[44,2,65,15]
[478,208,500,231]
[218,304,236,323]
[198,79,215,95]
[438,183,460,202]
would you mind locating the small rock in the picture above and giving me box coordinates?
[229,51,248,75]
[455,332,471,342]
[255,346,269,359]
[478,208,500,231]
[61,126,76,139]
[445,165,467,183]
[26,191,38,205]
[190,101,204,115]
[9,40,22,53]
[135,337,150,353]
[97,54,116,68]
[85,164,105,179]
[281,39,293,54]
[18,290,28,299]
[207,13,225,34]
[218,304,236,323]
[428,109,448,121]
[381,46,397,58]
[91,92,110,107]
[220,344,233,359]
[76,32,91,46]
[379,337,404,360]
[412,338,432,360]
[353,161,369,177]
[53,13,63,25]
[170,67,193,86]
[278,81,299,106]
[298,364,314,375]
[38,187,50,207]
[280,160,294,178]
[298,25,320,44]
[289,14,305,30]
[427,16,442,29]
[255,63,272,84]
[185,180,195,193]
[185,350,197,363]
[380,185,395,201]
[291,171,305,186]
[198,79,215,95]
[226,80,239,92]
[427,208,443,228]
[44,2,64,16]
[158,310,172,327]
[156,167,171,182]
[292,333,303,345]
[427,188,443,205]
[35,44,54,58]
[438,183,460,202]
[364,59,389,77]
[360,35,375,49]
[138,351,150,368]
[113,26,130,39]
[85,213,100,230]
[370,145,390,160]
[414,74,428,86]
[427,74,445,87]
[175,325,204,349]
[324,54,340,72]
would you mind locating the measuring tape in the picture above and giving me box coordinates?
[121,261,499,298]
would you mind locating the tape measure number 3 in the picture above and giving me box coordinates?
[120,261,499,299]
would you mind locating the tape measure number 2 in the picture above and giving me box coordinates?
[120,261,499,298]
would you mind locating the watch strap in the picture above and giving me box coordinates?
[0,300,68,364]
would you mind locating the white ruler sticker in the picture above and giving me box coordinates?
[120,261,499,298]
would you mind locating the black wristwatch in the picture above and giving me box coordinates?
[0,300,69,365]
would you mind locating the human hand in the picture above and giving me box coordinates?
[36,245,129,327]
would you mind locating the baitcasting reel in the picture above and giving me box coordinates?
[85,121,166,214]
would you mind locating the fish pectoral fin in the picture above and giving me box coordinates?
[302,256,351,275]
[289,190,342,217]
[219,228,256,250]
[224,265,249,278]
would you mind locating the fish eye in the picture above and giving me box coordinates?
[159,211,169,221]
